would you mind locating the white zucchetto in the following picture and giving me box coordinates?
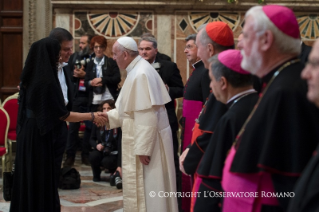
[117,36,138,51]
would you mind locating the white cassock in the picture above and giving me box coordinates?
[107,55,178,212]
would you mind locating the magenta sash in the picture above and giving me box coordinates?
[181,99,203,212]
[222,147,279,212]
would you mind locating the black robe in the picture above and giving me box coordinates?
[183,60,211,102]
[11,38,71,212]
[230,59,319,210]
[192,92,259,212]
[183,92,228,175]
[288,144,319,212]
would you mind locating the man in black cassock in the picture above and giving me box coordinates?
[189,50,259,212]
[180,22,235,211]
[288,38,319,212]
[222,5,319,212]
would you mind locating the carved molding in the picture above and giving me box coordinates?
[51,0,319,12]
[45,0,52,36]
[28,0,36,48]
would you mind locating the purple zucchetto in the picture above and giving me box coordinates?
[218,50,250,75]
[262,5,300,39]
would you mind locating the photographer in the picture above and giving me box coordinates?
[89,100,122,182]
[64,33,95,167]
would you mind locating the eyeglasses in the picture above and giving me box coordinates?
[94,46,105,49]
[185,44,196,50]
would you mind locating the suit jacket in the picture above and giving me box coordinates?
[299,42,312,64]
[84,55,121,107]
[156,52,171,61]
[62,66,73,111]
[154,58,184,132]
[66,52,94,100]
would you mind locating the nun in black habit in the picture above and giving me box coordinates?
[10,37,107,212]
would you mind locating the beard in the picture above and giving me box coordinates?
[241,41,262,75]
[78,45,90,56]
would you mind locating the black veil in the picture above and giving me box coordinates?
[18,37,69,135]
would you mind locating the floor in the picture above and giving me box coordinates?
[0,153,123,212]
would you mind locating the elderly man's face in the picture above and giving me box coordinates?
[184,40,198,64]
[241,15,262,76]
[196,30,210,68]
[112,42,126,69]
[209,65,225,103]
[301,40,319,107]
[138,40,158,64]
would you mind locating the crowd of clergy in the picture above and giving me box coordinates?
[9,3,319,212]
[175,4,319,212]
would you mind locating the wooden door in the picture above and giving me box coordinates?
[0,0,23,101]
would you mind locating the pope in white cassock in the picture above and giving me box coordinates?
[106,36,178,212]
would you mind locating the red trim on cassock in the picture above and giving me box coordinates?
[201,181,222,192]
[257,164,301,177]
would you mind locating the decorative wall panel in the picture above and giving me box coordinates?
[72,11,153,54]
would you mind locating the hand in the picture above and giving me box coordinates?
[93,112,108,127]
[96,144,104,151]
[115,167,122,178]
[73,65,86,78]
[91,78,102,87]
[17,85,20,90]
[179,148,189,176]
[139,155,150,165]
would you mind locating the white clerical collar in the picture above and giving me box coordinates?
[126,55,142,73]
[227,88,256,104]
[192,60,202,69]
[58,62,68,70]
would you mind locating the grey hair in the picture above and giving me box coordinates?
[198,24,212,46]
[185,34,197,42]
[208,55,253,87]
[245,6,301,55]
[208,55,221,80]
[138,36,157,49]
[117,43,139,57]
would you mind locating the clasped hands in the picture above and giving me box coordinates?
[92,112,108,127]
[91,77,103,87]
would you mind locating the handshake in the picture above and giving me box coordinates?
[92,112,109,127]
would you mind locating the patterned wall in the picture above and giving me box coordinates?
[67,10,319,84]
[72,11,153,56]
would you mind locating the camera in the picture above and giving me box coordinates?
[75,58,92,69]
[110,171,122,189]
[102,140,113,156]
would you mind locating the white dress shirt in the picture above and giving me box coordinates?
[58,62,69,106]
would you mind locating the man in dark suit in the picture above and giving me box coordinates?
[138,36,184,195]
[48,27,75,208]
[64,33,94,167]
